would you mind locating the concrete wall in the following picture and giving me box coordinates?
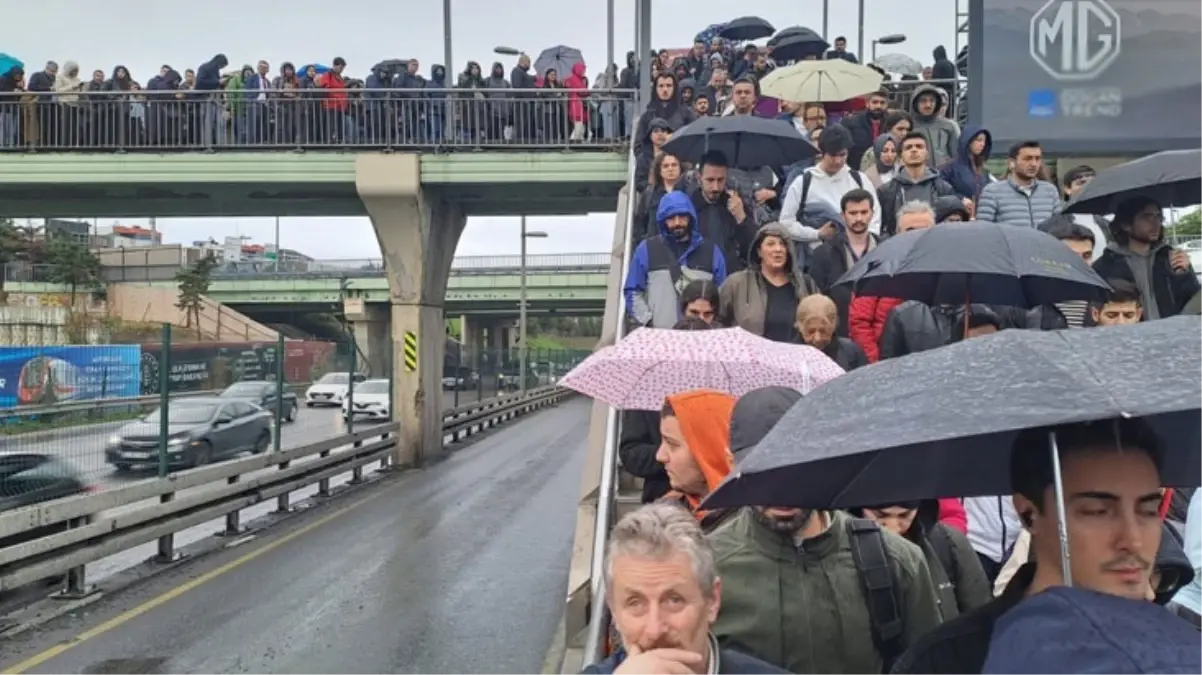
[107,285,279,342]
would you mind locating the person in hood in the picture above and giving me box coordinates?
[455,61,486,143]
[780,125,883,237]
[794,294,869,370]
[933,194,971,222]
[619,316,716,505]
[854,500,991,622]
[676,78,696,108]
[841,88,891,172]
[563,62,589,141]
[982,586,1201,674]
[808,188,880,336]
[483,62,511,142]
[581,503,788,675]
[718,223,820,342]
[858,111,912,173]
[975,140,1061,227]
[427,64,447,143]
[878,131,961,236]
[633,117,673,191]
[908,83,959,167]
[930,46,958,119]
[893,420,1169,674]
[655,389,737,530]
[634,72,695,156]
[624,190,728,328]
[939,125,993,201]
[53,61,85,145]
[1091,196,1199,320]
[144,64,182,146]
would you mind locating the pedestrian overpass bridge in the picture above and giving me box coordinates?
[0,96,631,675]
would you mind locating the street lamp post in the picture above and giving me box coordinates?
[871,33,908,63]
[519,216,548,395]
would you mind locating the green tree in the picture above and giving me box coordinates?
[175,253,218,339]
[1172,208,1201,237]
[44,238,103,306]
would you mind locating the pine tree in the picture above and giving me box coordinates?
[175,253,217,339]
[44,238,103,306]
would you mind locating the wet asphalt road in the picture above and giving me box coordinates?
[3,390,484,487]
[1,397,589,674]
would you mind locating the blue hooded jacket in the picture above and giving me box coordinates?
[939,124,992,201]
[624,190,727,327]
[983,587,1201,674]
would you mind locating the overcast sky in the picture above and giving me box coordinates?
[9,0,957,260]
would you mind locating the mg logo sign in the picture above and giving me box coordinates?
[1029,0,1122,81]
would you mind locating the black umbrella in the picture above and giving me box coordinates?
[371,59,409,76]
[719,16,776,42]
[767,25,808,47]
[703,315,1202,511]
[768,30,829,62]
[662,115,818,169]
[835,220,1111,308]
[1062,148,1202,215]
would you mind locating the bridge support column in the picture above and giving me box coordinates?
[356,154,466,468]
[347,303,390,378]
[460,314,480,367]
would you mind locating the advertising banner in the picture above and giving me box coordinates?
[139,341,339,395]
[0,345,142,407]
[969,0,1201,155]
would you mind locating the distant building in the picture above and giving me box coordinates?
[103,225,163,248]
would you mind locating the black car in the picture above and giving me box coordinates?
[0,453,93,551]
[104,397,273,472]
[220,380,298,422]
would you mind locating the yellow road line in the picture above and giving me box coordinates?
[4,488,389,674]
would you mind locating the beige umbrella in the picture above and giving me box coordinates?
[759,59,884,103]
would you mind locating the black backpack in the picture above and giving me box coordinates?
[847,518,905,673]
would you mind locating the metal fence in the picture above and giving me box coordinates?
[0,89,636,152]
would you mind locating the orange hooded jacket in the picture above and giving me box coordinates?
[661,389,737,518]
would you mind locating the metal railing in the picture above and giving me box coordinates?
[0,385,571,598]
[0,89,635,152]
[4,255,613,285]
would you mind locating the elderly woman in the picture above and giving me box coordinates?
[794,294,868,371]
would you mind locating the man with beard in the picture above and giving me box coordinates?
[708,391,942,674]
[841,88,889,172]
[1091,196,1199,320]
[581,503,787,674]
[625,190,728,328]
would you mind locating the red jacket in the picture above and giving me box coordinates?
[564,62,589,124]
[848,294,903,363]
[317,71,348,111]
[938,498,968,534]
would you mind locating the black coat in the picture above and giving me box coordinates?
[808,232,879,338]
[822,336,870,371]
[879,302,954,360]
[1092,244,1200,320]
[618,409,669,503]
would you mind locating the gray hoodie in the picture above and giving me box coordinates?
[908,84,959,167]
[877,167,958,236]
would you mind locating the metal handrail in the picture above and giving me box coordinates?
[0,88,635,152]
[580,110,640,666]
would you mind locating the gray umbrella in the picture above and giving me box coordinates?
[1062,148,1202,215]
[533,45,584,78]
[703,316,1202,511]
[873,53,922,77]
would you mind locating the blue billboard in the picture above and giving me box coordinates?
[0,345,142,408]
[969,0,1201,155]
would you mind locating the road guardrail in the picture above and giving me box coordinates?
[0,385,571,596]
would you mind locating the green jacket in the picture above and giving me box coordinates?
[709,509,943,674]
[917,522,992,622]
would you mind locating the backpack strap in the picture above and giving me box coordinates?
[850,170,864,189]
[799,171,813,213]
[848,518,905,672]
[647,236,684,288]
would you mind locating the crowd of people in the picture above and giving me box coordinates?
[0,41,955,150]
[597,35,1201,675]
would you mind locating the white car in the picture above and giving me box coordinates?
[305,372,363,407]
[341,378,391,421]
